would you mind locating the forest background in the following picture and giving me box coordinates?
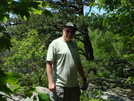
[0,0,134,101]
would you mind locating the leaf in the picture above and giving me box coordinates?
[38,92,50,101]
[0,95,7,101]
[33,9,42,15]
[132,80,134,84]
[0,70,7,84]
[5,72,20,87]
[125,77,134,84]
[33,96,37,101]
[40,1,49,7]
[0,70,12,95]
[0,72,21,95]
[28,2,39,8]
[0,84,12,95]
[25,88,37,97]
[0,26,6,32]
[13,88,25,95]
[0,32,12,50]
[43,9,53,17]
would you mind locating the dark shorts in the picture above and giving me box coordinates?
[50,85,81,101]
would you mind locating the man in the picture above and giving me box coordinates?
[46,22,88,101]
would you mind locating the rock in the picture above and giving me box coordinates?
[101,91,132,101]
[85,78,134,101]
[1,86,50,101]
[100,95,108,100]
[35,86,50,96]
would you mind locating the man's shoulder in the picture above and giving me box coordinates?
[53,38,61,42]
[51,38,61,44]
[70,40,77,46]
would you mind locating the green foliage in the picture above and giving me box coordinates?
[80,89,103,101]
[38,92,51,101]
[2,29,47,87]
[0,0,52,50]
[0,0,134,100]
[0,32,12,50]
[0,71,21,95]
[0,0,50,100]
[84,98,103,101]
[0,95,6,101]
[8,2,39,18]
[12,86,37,98]
[80,95,89,101]
[0,71,22,100]
[87,28,134,78]
[125,77,134,85]
[0,0,49,21]
[92,0,134,36]
[92,89,102,97]
[5,72,20,87]
[0,71,12,95]
[25,88,37,97]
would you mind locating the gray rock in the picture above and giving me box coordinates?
[1,86,50,101]
[101,91,132,101]
[85,78,134,101]
[35,86,50,96]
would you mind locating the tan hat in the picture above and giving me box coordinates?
[65,22,76,29]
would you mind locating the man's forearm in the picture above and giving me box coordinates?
[78,62,86,80]
[46,61,53,83]
[46,61,56,92]
[78,62,88,91]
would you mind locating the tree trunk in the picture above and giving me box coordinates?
[83,29,94,61]
[77,2,94,61]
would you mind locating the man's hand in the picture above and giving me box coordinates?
[48,82,56,92]
[81,81,88,91]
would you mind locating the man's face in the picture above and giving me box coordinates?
[62,27,76,41]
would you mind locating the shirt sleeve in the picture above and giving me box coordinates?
[46,42,56,62]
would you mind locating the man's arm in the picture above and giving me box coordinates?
[77,62,88,90]
[46,61,56,92]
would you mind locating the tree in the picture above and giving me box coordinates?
[0,0,51,100]
[2,30,48,87]
[87,0,134,78]
[0,0,50,50]
[43,0,94,60]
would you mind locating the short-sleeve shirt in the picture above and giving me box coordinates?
[46,38,80,87]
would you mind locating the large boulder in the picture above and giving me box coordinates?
[35,86,50,96]
[3,86,50,101]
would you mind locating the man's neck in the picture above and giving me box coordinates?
[61,36,71,42]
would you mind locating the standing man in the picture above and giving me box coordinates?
[46,22,88,101]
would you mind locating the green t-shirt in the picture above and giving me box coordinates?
[46,38,80,87]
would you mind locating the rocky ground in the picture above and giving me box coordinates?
[85,77,134,101]
[0,86,50,101]
[1,78,134,101]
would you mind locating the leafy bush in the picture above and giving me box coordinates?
[38,92,51,101]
